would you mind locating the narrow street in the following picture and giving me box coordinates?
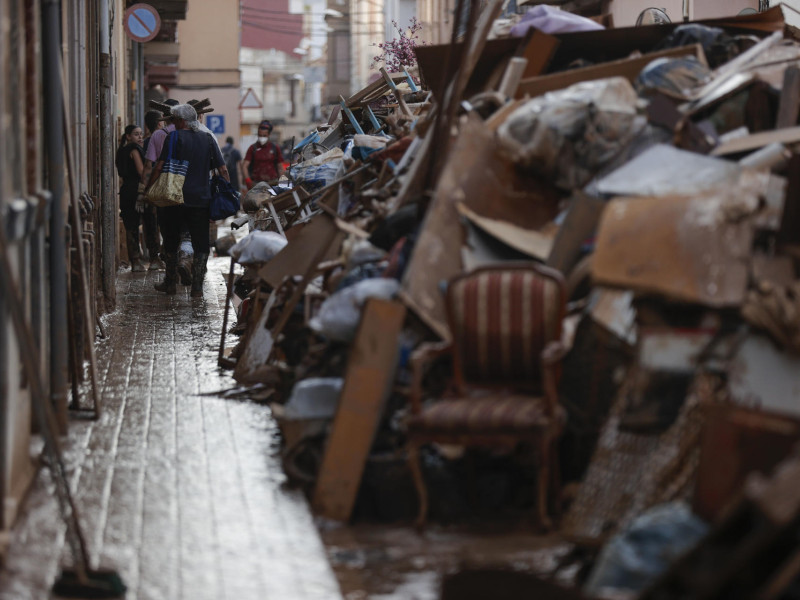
[0,257,342,600]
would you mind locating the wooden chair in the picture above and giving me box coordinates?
[406,263,568,528]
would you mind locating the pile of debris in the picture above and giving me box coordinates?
[218,4,800,597]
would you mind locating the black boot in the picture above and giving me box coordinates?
[190,252,209,298]
[154,252,178,295]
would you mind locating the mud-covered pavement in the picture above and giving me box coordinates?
[0,257,341,600]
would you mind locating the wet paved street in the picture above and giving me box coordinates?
[0,257,342,600]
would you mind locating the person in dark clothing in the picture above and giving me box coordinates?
[146,104,230,297]
[221,136,244,193]
[115,124,148,272]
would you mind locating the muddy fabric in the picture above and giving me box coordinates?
[741,280,800,353]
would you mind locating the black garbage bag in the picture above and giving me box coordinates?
[635,56,711,99]
[655,24,739,68]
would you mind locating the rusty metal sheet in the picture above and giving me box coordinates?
[592,191,757,308]
[594,144,740,198]
[728,334,800,420]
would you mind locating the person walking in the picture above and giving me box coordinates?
[116,124,147,272]
[221,136,245,193]
[242,120,285,188]
[146,104,230,297]
[140,110,165,270]
[140,99,196,284]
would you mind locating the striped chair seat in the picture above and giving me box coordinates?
[408,396,564,434]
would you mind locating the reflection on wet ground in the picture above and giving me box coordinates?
[0,258,340,600]
[0,255,567,600]
[322,522,569,599]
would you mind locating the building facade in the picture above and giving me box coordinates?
[0,0,196,554]
[170,0,242,144]
[607,0,761,26]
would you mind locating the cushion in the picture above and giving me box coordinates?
[407,396,561,435]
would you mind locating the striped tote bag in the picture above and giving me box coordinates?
[146,131,188,207]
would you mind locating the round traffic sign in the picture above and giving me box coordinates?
[124,3,161,43]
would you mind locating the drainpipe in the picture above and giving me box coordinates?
[42,0,68,428]
[682,0,690,22]
[100,0,116,309]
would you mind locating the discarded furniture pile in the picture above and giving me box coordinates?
[220,4,800,597]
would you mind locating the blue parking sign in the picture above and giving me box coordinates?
[206,115,225,134]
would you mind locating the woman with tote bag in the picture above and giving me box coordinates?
[145,104,230,297]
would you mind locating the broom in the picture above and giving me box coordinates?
[0,219,126,597]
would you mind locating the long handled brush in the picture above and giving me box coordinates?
[0,220,125,597]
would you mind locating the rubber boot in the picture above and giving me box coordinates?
[154,252,178,295]
[177,252,193,286]
[190,252,209,298]
[126,229,145,272]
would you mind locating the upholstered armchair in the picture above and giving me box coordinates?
[406,263,568,528]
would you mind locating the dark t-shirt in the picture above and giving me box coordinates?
[115,142,143,189]
[222,143,242,190]
[158,129,224,207]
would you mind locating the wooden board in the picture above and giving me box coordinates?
[775,66,800,129]
[711,126,800,157]
[517,44,704,99]
[547,192,606,275]
[257,214,344,289]
[312,299,406,521]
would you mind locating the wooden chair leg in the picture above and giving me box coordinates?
[407,442,429,528]
[549,439,562,519]
[537,438,553,532]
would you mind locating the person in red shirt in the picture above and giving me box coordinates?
[242,120,285,187]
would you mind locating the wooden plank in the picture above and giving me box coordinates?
[517,44,703,99]
[711,126,800,157]
[257,213,345,289]
[778,154,800,247]
[312,299,406,521]
[777,66,800,129]
[520,30,560,79]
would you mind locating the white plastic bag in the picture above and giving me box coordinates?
[309,278,400,342]
[229,230,288,265]
[284,378,344,420]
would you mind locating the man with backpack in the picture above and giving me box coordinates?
[242,120,285,188]
[221,136,244,193]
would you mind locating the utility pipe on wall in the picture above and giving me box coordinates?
[99,0,116,308]
[42,0,69,428]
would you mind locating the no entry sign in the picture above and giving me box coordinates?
[124,4,161,43]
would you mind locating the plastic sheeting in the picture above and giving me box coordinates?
[510,5,604,37]
[497,77,641,190]
[229,230,288,265]
[309,278,400,342]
